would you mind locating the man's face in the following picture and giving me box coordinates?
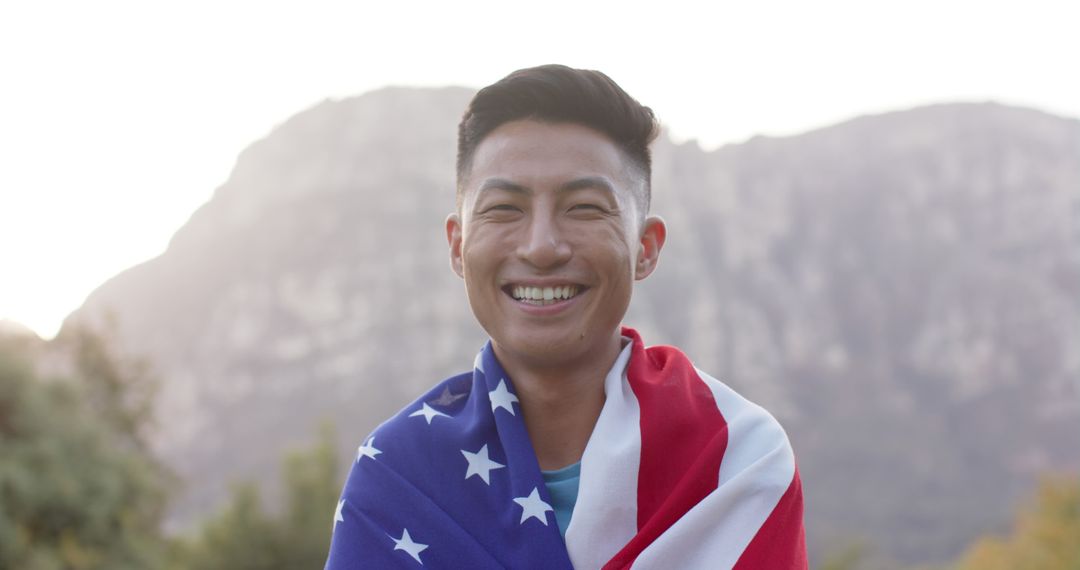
[446,120,665,369]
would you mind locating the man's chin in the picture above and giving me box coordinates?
[492,331,588,367]
[491,326,622,370]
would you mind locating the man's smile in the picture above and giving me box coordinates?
[502,283,587,307]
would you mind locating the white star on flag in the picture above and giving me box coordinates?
[513,487,554,525]
[489,379,519,415]
[333,499,345,528]
[409,403,450,424]
[461,444,505,484]
[357,437,382,462]
[389,528,429,564]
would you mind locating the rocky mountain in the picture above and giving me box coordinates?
[65,88,1080,565]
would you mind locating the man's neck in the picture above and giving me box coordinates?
[493,334,624,471]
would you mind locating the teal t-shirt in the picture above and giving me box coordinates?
[541,462,581,537]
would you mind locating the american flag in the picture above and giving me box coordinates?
[325,327,806,569]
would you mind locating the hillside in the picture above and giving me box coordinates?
[66,89,1080,565]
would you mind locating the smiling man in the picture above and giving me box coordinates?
[325,65,806,569]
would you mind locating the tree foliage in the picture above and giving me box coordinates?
[171,422,342,569]
[0,327,170,569]
[818,542,868,570]
[956,475,1080,570]
[0,322,344,569]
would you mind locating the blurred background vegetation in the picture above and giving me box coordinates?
[1,329,1077,569]
[0,330,339,570]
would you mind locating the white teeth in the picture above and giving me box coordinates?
[510,284,581,303]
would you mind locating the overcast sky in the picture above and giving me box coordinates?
[2,0,1078,339]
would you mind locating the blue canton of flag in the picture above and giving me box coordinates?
[324,342,575,568]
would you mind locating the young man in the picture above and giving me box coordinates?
[325,65,806,569]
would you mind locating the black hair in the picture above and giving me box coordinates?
[456,64,659,212]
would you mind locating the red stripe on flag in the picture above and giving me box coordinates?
[603,328,729,569]
[733,469,808,570]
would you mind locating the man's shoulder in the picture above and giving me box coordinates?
[637,342,790,440]
[689,365,796,487]
[370,370,476,440]
[343,369,479,498]
[691,366,789,439]
[635,340,795,481]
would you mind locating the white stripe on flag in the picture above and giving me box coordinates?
[565,342,638,569]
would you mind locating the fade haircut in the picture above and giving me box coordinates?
[456,64,660,215]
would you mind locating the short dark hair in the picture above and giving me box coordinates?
[456,64,660,213]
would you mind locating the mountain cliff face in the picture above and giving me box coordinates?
[67,88,1080,565]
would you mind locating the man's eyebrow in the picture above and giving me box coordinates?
[558,176,616,195]
[477,178,530,195]
[475,176,617,196]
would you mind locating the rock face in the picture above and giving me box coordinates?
[66,88,1080,565]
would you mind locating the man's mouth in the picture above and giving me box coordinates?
[504,284,585,306]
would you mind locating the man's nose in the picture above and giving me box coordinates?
[517,212,572,269]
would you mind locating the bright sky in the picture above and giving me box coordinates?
[1,0,1077,339]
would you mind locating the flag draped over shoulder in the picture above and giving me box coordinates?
[325,327,806,569]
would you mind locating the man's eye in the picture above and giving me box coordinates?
[484,204,520,214]
[570,204,604,212]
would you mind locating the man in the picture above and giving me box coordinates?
[325,65,806,569]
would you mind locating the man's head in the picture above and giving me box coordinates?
[447,65,666,369]
[456,64,660,219]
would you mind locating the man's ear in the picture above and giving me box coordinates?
[446,213,464,278]
[635,215,666,280]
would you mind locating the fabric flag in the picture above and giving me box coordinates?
[325,327,806,569]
